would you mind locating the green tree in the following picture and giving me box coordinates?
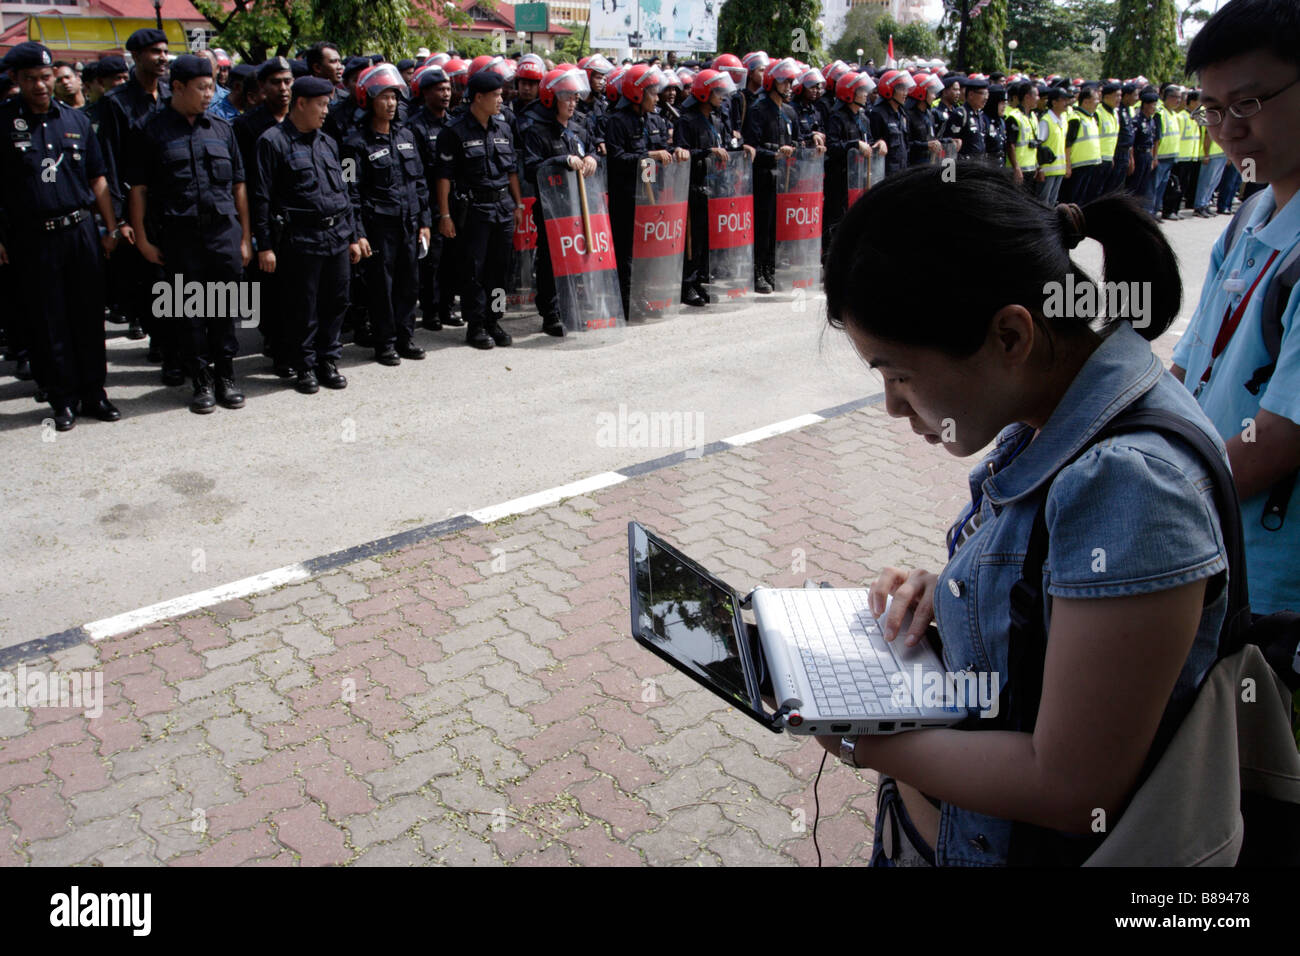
[1103,0,1181,83]
[551,24,592,63]
[191,0,322,62]
[717,0,825,62]
[896,21,940,59]
[315,0,414,59]
[939,0,1007,73]
[829,4,886,65]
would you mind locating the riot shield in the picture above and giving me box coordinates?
[704,149,754,306]
[849,150,888,203]
[536,157,625,344]
[628,157,689,321]
[933,142,957,165]
[774,147,824,294]
[506,181,538,314]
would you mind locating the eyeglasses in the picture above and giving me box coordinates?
[1195,75,1300,126]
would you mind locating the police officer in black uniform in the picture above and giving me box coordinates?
[983,83,1008,168]
[742,57,800,295]
[1105,81,1139,194]
[867,70,913,177]
[126,54,252,413]
[434,69,527,349]
[254,75,362,394]
[521,67,597,335]
[606,64,687,318]
[931,74,964,152]
[792,68,827,149]
[407,65,463,332]
[952,76,990,161]
[98,28,171,360]
[674,69,746,307]
[0,41,127,430]
[234,57,293,376]
[1126,87,1160,200]
[343,63,430,366]
[904,75,941,166]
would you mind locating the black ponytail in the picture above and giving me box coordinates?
[824,164,1181,354]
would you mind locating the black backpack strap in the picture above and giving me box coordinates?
[1005,407,1251,736]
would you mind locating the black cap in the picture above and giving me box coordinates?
[3,41,53,71]
[940,72,962,87]
[1140,88,1160,103]
[1045,87,1072,103]
[291,75,335,99]
[397,58,415,71]
[230,63,256,85]
[1101,80,1122,95]
[416,67,449,90]
[342,56,370,80]
[97,55,128,76]
[125,28,167,53]
[258,56,293,81]
[1121,81,1138,94]
[467,69,504,96]
[290,58,309,77]
[961,76,989,90]
[169,54,212,83]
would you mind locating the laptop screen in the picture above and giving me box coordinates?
[629,523,752,708]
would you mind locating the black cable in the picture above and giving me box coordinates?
[812,748,828,866]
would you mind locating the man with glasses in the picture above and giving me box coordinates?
[1172,0,1300,620]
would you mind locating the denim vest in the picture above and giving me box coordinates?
[930,324,1229,866]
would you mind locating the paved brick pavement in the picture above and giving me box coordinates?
[0,330,1181,866]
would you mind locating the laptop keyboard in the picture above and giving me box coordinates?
[781,590,921,717]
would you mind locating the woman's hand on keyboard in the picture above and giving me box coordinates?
[869,568,939,647]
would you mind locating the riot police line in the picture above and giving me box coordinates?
[1,34,1243,430]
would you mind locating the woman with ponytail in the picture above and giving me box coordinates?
[819,164,1231,866]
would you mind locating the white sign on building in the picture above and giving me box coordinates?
[589,0,719,51]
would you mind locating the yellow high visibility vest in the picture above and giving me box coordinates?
[1005,107,1038,172]
[1097,104,1119,161]
[1156,104,1181,158]
[1041,110,1067,176]
[1179,108,1201,160]
[1067,107,1101,167]
[1206,132,1224,157]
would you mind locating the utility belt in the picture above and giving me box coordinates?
[464,185,510,204]
[281,208,348,229]
[38,207,92,233]
[163,209,236,232]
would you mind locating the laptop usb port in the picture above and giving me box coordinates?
[878,722,895,731]
[830,723,851,733]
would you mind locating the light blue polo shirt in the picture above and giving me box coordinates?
[1172,185,1300,615]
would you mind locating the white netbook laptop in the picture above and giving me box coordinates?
[628,522,965,735]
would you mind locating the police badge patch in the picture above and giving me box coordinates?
[14,118,27,131]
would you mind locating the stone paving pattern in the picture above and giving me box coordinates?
[0,402,1044,865]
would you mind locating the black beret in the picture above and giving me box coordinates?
[290,58,309,77]
[168,54,212,83]
[962,76,989,90]
[1101,81,1122,94]
[416,66,449,90]
[3,42,54,71]
[342,56,370,79]
[291,75,335,99]
[258,56,293,81]
[1139,88,1160,103]
[940,73,962,87]
[125,28,167,53]
[397,58,415,71]
[98,55,128,76]
[467,69,504,96]
[1121,81,1138,94]
[230,63,256,85]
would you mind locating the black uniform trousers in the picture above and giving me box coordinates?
[1104,148,1131,193]
[611,190,635,317]
[277,245,350,371]
[1060,164,1101,204]
[683,185,709,291]
[531,198,560,323]
[159,217,242,379]
[11,217,107,409]
[245,253,285,365]
[457,198,513,333]
[362,213,420,351]
[823,162,848,261]
[753,167,778,281]
[418,232,455,323]
[1126,149,1153,200]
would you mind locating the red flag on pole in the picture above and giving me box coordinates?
[888,35,894,61]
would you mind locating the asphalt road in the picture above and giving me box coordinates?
[0,212,1227,646]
